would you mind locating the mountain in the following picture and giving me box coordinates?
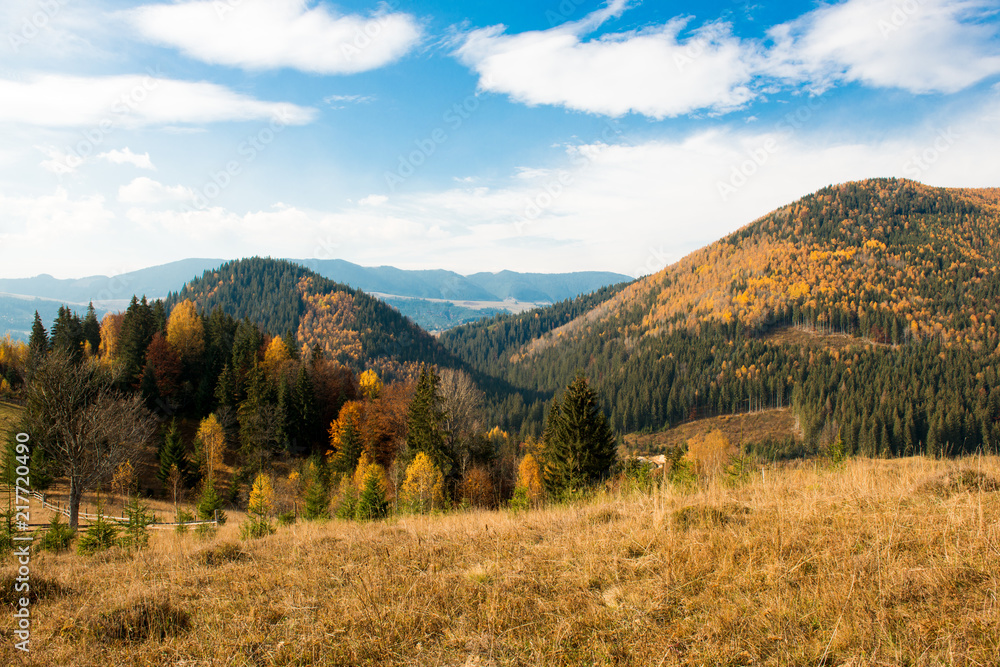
[1,258,632,338]
[442,179,1000,455]
[0,258,224,305]
[464,270,634,303]
[166,257,458,381]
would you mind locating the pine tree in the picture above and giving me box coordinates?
[29,311,49,356]
[83,303,101,357]
[157,420,191,487]
[406,365,451,476]
[541,375,617,494]
[197,477,226,524]
[303,476,329,520]
[354,466,388,521]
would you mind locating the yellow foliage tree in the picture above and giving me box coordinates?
[685,431,736,476]
[165,300,205,361]
[400,452,445,513]
[195,413,226,484]
[460,466,494,508]
[358,369,383,401]
[248,473,274,519]
[261,336,291,380]
[516,453,544,506]
[98,312,124,363]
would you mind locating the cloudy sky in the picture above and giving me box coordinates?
[1,0,999,279]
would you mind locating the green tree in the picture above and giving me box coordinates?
[29,311,49,356]
[354,466,389,521]
[157,420,192,489]
[541,375,617,494]
[406,365,451,476]
[83,302,101,357]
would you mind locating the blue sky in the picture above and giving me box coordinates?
[1,0,999,280]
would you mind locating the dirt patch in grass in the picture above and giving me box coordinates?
[914,468,1000,497]
[0,574,71,606]
[195,542,248,566]
[89,597,191,643]
[672,502,751,530]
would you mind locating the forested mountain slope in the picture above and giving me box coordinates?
[166,258,455,381]
[443,179,1000,457]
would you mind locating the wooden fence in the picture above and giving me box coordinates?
[26,490,219,529]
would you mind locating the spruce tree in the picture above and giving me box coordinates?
[157,420,191,487]
[29,311,49,356]
[541,374,617,494]
[406,365,451,476]
[83,302,101,357]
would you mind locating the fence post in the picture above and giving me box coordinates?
[214,509,219,525]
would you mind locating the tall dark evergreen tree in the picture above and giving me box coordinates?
[157,420,192,487]
[50,306,84,362]
[541,375,617,494]
[29,311,49,356]
[118,297,157,384]
[406,365,452,476]
[83,302,101,357]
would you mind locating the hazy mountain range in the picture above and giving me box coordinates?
[0,258,632,338]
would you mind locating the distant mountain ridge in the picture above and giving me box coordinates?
[0,258,632,338]
[0,258,630,305]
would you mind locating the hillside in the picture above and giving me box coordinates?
[4,457,998,665]
[166,257,456,381]
[1,259,631,338]
[442,179,1000,455]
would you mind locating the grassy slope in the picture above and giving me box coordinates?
[2,456,998,665]
[0,401,21,453]
[625,407,799,455]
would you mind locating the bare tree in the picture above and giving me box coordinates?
[24,352,156,528]
[438,368,485,476]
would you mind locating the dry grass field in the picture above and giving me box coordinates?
[2,456,999,666]
[624,408,799,455]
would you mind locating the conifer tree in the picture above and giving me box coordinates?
[157,420,191,488]
[83,303,101,358]
[29,311,49,356]
[406,365,451,476]
[355,466,389,521]
[541,375,617,494]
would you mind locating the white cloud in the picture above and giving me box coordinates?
[98,148,155,170]
[358,194,388,206]
[118,177,195,205]
[455,9,759,119]
[767,0,1000,94]
[0,188,115,274]
[0,73,317,127]
[36,145,81,174]
[128,0,422,74]
[324,94,377,109]
[454,0,1000,118]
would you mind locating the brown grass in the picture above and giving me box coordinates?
[625,407,798,454]
[2,456,999,665]
[763,325,893,350]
